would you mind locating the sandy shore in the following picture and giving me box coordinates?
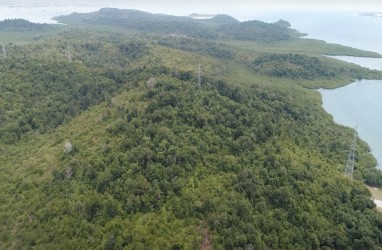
[373,199,382,208]
[367,186,382,210]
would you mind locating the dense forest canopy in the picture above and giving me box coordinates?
[0,18,52,31]
[54,8,296,42]
[1,8,382,249]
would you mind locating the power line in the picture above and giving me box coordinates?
[2,44,6,58]
[197,64,201,87]
[344,129,357,178]
[67,44,72,63]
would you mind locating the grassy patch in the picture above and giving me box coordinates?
[222,39,382,58]
[367,186,382,200]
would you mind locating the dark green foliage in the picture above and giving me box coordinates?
[157,36,236,59]
[54,8,295,42]
[204,14,240,24]
[3,68,382,248]
[364,168,382,187]
[1,17,382,249]
[217,20,292,42]
[248,53,382,84]
[0,33,150,144]
[0,19,52,31]
[250,53,336,80]
[55,8,218,39]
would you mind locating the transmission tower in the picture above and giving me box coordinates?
[2,44,6,58]
[197,64,202,87]
[344,130,357,178]
[67,44,72,63]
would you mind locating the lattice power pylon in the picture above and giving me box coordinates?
[67,44,72,63]
[197,64,202,88]
[344,130,357,178]
[2,44,6,58]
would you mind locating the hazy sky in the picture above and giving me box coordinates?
[2,1,382,16]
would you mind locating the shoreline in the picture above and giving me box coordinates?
[318,80,382,169]
[367,186,382,212]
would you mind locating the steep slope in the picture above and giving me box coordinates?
[0,81,376,248]
[1,28,382,249]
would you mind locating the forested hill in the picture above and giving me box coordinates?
[2,8,382,250]
[0,19,51,31]
[53,8,295,42]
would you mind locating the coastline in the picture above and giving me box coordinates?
[318,80,382,168]
[367,186,382,212]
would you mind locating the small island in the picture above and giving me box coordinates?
[359,12,382,17]
[0,19,52,31]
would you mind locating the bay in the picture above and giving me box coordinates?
[319,80,382,167]
[251,11,382,167]
[252,11,382,55]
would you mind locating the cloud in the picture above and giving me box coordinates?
[4,0,382,13]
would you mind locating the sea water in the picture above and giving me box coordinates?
[319,80,382,167]
[252,11,382,55]
[257,11,382,167]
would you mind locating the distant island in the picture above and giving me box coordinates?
[359,12,382,17]
[0,19,52,31]
[53,8,294,42]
